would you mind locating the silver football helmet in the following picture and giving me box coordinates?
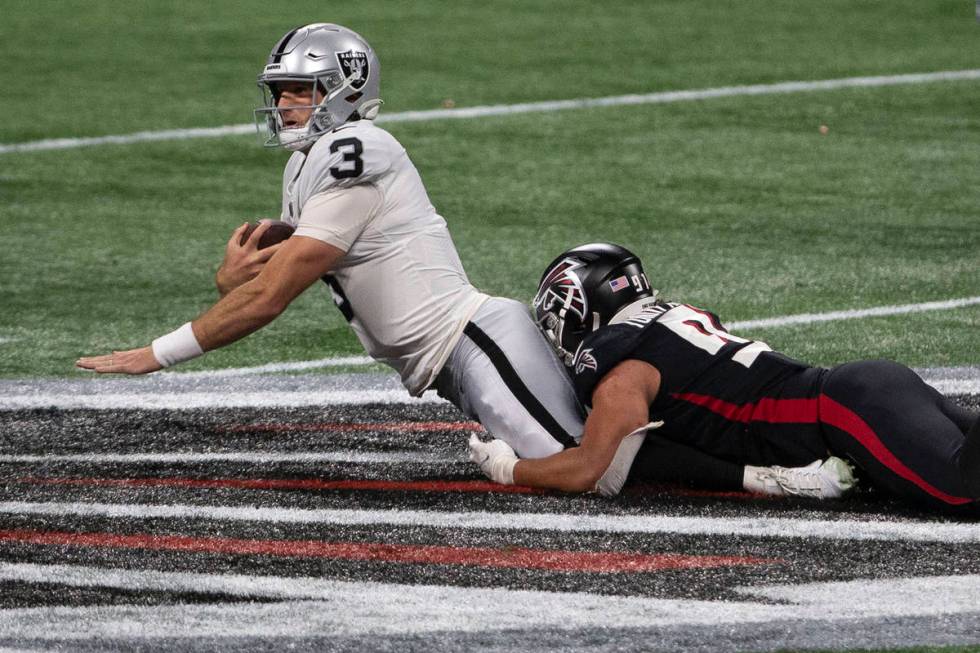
[255,23,382,151]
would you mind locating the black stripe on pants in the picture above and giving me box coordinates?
[463,322,577,450]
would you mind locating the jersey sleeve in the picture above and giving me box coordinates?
[300,122,395,198]
[293,184,383,252]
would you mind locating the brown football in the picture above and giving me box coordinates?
[239,220,295,249]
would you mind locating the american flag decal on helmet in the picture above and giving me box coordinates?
[533,257,588,321]
[608,275,630,292]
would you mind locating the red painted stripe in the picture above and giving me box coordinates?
[625,484,775,500]
[672,393,819,424]
[0,529,778,573]
[19,476,545,495]
[818,395,973,506]
[218,421,484,433]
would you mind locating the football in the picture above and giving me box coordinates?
[239,220,295,249]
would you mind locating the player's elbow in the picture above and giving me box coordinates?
[563,466,604,494]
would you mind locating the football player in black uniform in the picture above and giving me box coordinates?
[470,243,980,511]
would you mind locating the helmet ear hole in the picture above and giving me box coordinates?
[345,92,363,103]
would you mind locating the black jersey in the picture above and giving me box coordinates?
[571,302,828,466]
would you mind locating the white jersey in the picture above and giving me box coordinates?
[280,120,488,395]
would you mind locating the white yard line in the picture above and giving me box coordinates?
[0,501,977,543]
[0,389,442,410]
[728,296,980,331]
[0,365,974,409]
[161,355,375,378]
[157,296,979,379]
[3,69,979,154]
[0,563,977,640]
[0,450,454,465]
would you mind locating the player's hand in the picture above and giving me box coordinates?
[467,434,518,485]
[215,221,284,295]
[76,346,162,375]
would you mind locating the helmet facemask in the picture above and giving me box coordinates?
[255,72,351,151]
[532,257,592,366]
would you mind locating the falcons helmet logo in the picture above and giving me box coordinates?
[532,257,588,322]
[573,348,598,374]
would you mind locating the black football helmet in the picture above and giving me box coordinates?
[533,243,658,365]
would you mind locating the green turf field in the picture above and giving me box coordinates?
[0,0,978,378]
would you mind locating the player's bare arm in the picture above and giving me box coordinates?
[472,360,662,493]
[76,236,344,375]
[215,221,285,297]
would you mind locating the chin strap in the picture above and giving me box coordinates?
[360,98,383,120]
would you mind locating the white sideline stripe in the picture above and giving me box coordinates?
[0,368,974,410]
[0,389,442,410]
[929,378,980,395]
[728,296,980,331]
[162,355,375,378]
[1,501,978,543]
[0,563,977,639]
[3,69,980,154]
[0,450,455,465]
[145,295,980,380]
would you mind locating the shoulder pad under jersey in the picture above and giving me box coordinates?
[570,323,648,408]
[300,121,399,197]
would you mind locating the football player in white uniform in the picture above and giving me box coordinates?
[78,23,582,461]
[78,23,845,498]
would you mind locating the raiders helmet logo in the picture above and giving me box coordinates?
[574,348,598,374]
[336,50,369,89]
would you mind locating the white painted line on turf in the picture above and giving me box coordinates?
[0,388,442,410]
[3,69,980,154]
[928,378,980,395]
[0,563,977,640]
[0,450,455,465]
[161,355,375,378]
[149,296,980,381]
[738,575,980,614]
[1,502,978,543]
[728,296,980,331]
[0,366,975,410]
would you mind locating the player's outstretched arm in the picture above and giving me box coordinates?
[76,236,344,374]
[471,361,662,493]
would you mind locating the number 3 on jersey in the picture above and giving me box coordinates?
[329,137,364,179]
[662,305,771,368]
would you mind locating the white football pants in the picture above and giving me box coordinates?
[435,298,585,458]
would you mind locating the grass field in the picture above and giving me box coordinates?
[1,4,979,650]
[0,0,978,379]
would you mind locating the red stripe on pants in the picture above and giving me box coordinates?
[817,395,972,506]
[671,393,818,424]
[674,391,972,506]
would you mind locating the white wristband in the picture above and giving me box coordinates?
[151,322,204,368]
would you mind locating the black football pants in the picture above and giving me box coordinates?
[819,360,978,510]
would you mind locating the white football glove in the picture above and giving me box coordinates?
[468,434,517,485]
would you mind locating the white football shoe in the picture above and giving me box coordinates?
[745,457,858,499]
